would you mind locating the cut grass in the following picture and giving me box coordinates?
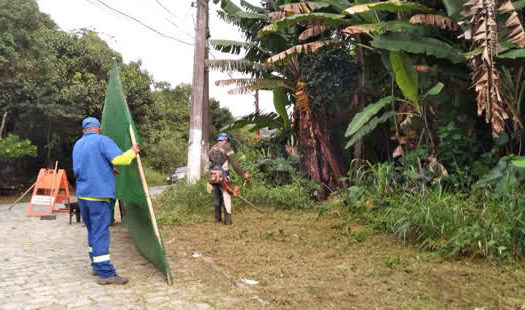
[159,206,525,309]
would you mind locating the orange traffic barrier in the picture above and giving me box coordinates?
[26,168,70,216]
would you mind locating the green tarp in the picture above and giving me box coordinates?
[101,61,172,284]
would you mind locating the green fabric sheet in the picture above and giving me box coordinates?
[101,61,173,284]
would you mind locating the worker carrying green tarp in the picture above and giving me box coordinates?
[101,61,173,284]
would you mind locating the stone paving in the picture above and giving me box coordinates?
[0,199,211,310]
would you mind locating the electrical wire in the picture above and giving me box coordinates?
[153,0,195,40]
[89,0,194,46]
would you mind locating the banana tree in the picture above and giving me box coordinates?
[212,0,351,187]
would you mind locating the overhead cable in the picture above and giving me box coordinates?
[90,0,194,46]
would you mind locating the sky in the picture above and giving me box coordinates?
[35,0,274,117]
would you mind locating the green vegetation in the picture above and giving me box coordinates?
[5,0,525,265]
[143,165,167,187]
[0,0,235,185]
[0,134,37,162]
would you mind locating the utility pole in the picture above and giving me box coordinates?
[254,90,260,137]
[187,0,209,184]
[201,4,210,174]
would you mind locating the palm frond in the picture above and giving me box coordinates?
[343,21,422,35]
[278,1,333,14]
[408,14,459,31]
[206,59,266,75]
[215,78,291,90]
[221,112,284,132]
[259,13,348,36]
[499,0,525,47]
[344,0,433,15]
[370,32,465,63]
[240,0,267,14]
[299,25,332,41]
[209,39,270,59]
[461,0,511,136]
[265,40,344,65]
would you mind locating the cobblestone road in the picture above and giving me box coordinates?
[0,200,211,310]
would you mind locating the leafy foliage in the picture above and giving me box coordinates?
[371,32,466,64]
[345,96,395,137]
[390,51,418,103]
[0,134,37,162]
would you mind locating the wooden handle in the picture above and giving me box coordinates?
[128,124,170,284]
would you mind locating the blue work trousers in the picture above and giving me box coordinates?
[78,199,116,278]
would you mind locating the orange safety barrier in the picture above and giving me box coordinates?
[26,168,71,216]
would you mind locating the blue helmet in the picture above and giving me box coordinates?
[217,133,230,142]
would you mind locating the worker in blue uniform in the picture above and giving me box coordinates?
[72,117,139,285]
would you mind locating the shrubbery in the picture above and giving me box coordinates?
[0,134,37,162]
[156,146,318,224]
[334,156,525,260]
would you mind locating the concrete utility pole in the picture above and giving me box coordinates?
[254,90,260,137]
[187,0,210,184]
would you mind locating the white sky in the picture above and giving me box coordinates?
[36,0,274,117]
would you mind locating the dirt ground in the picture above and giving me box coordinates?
[161,207,525,309]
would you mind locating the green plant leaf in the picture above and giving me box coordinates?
[426,82,444,95]
[273,87,291,128]
[511,158,525,168]
[390,51,418,103]
[420,82,444,101]
[345,111,396,148]
[345,96,396,137]
[498,48,525,59]
[512,0,525,10]
[259,13,349,36]
[371,32,465,64]
[441,0,466,18]
[206,59,266,75]
[221,112,283,132]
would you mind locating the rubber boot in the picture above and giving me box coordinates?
[224,212,232,225]
[96,274,129,285]
[214,205,222,223]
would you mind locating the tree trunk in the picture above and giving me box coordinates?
[0,111,7,137]
[298,105,344,189]
[353,39,366,162]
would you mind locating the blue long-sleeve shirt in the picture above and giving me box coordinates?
[72,132,123,198]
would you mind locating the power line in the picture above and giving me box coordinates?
[153,0,195,39]
[165,17,195,40]
[89,0,194,46]
[154,0,185,23]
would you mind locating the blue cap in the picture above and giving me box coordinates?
[82,117,101,129]
[217,133,229,141]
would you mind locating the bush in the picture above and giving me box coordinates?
[240,173,317,210]
[338,160,525,260]
[156,178,213,225]
[0,134,37,162]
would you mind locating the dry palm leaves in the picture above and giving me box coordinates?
[279,2,325,14]
[295,82,310,112]
[461,0,508,136]
[409,14,459,31]
[298,25,331,41]
[343,24,381,35]
[265,41,339,65]
[498,0,525,47]
[269,11,291,20]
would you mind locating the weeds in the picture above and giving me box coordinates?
[336,160,525,260]
[156,178,212,224]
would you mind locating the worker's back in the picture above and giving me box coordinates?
[72,132,122,198]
